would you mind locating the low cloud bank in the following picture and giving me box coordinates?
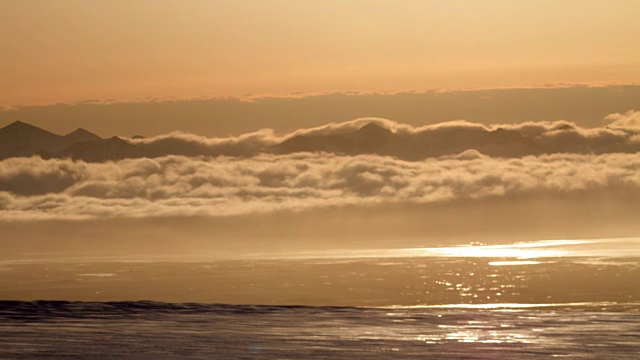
[3,117,640,161]
[124,118,640,160]
[605,110,640,128]
[1,152,638,220]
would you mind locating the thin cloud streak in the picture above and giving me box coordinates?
[3,85,640,137]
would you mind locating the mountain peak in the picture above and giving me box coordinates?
[108,136,127,143]
[64,128,102,142]
[356,122,392,137]
[3,120,37,130]
[352,123,393,142]
[0,121,69,159]
[556,124,575,131]
[358,122,391,134]
[0,121,57,136]
[67,127,91,135]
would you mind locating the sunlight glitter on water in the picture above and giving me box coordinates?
[488,261,542,266]
[409,239,591,259]
[2,301,639,359]
[4,237,640,265]
[388,302,629,310]
[226,237,640,262]
[253,237,640,261]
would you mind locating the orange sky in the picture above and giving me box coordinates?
[2,0,640,106]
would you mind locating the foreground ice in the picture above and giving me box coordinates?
[0,301,639,359]
[1,237,639,358]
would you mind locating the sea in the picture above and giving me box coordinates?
[1,238,639,359]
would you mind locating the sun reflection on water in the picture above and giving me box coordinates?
[488,261,541,266]
[413,322,539,345]
[411,239,592,259]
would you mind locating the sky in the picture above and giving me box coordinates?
[2,0,640,107]
[1,0,640,262]
[1,1,640,313]
[2,85,640,137]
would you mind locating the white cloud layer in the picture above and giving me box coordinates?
[605,110,640,128]
[124,117,640,160]
[1,151,639,221]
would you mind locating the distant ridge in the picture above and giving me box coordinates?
[271,122,548,160]
[0,121,113,161]
[272,122,395,157]
[1,120,639,162]
[0,121,71,158]
[57,136,143,162]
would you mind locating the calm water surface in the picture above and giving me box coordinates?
[1,237,639,358]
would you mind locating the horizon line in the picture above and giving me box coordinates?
[2,81,639,111]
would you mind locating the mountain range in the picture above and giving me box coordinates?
[1,120,638,162]
[0,121,149,162]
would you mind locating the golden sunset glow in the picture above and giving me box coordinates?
[2,0,640,106]
[1,1,640,358]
